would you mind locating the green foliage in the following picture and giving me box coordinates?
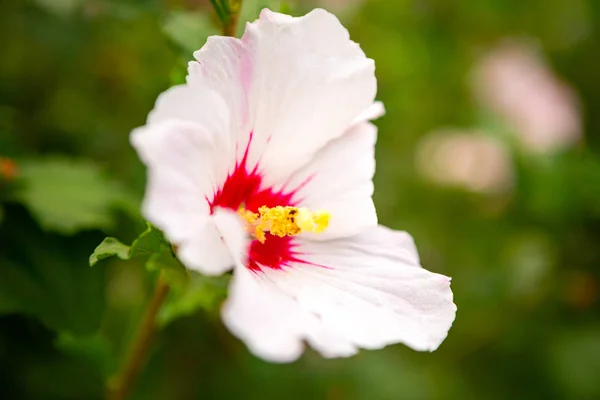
[158,272,229,327]
[0,208,105,335]
[2,0,600,399]
[14,157,136,235]
[89,237,131,266]
[90,222,228,328]
[145,247,187,288]
[209,0,229,23]
[162,11,218,53]
[89,223,169,266]
[55,332,116,379]
[130,224,169,258]
[548,325,600,399]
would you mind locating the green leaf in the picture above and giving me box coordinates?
[158,272,230,327]
[89,224,167,267]
[88,220,225,326]
[55,332,116,379]
[89,237,130,266]
[14,157,135,235]
[88,222,226,327]
[129,223,166,258]
[0,206,105,334]
[146,248,188,288]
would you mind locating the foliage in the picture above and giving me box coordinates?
[1,0,600,399]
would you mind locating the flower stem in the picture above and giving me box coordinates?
[107,274,170,400]
[222,0,243,37]
[107,2,242,398]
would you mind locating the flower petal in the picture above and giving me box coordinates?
[131,108,245,274]
[353,101,385,124]
[189,8,378,181]
[177,207,248,275]
[222,226,455,362]
[187,37,252,133]
[222,265,309,362]
[272,122,379,240]
[145,85,234,172]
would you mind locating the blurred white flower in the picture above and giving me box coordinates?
[416,129,514,194]
[132,9,455,363]
[472,41,581,154]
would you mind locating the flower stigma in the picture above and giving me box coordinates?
[239,206,330,243]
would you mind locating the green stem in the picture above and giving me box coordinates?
[222,0,243,37]
[106,274,170,400]
[209,0,227,22]
[106,2,243,398]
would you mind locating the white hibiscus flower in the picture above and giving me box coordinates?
[131,8,456,363]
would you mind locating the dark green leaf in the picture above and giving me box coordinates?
[55,332,116,379]
[0,206,105,334]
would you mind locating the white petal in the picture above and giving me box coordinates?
[147,84,223,127]
[222,226,455,362]
[177,207,248,275]
[187,37,252,132]
[144,85,234,178]
[352,101,385,124]
[189,8,379,181]
[131,116,244,275]
[223,266,308,362]
[272,122,379,240]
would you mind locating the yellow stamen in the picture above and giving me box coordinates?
[238,205,330,243]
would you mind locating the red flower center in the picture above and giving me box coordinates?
[208,135,307,271]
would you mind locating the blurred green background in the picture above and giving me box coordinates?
[2,0,600,399]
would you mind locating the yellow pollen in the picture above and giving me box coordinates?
[238,206,330,243]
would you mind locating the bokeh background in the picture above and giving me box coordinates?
[1,0,600,399]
